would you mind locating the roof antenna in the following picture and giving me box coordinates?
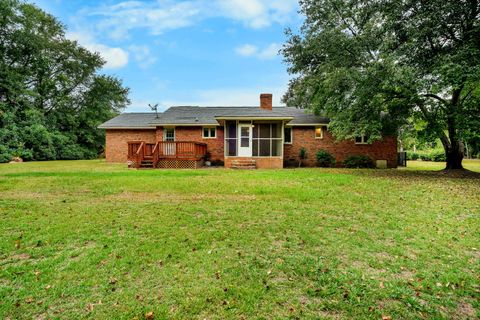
[148,103,159,119]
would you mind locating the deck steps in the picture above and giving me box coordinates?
[140,159,154,168]
[231,159,256,169]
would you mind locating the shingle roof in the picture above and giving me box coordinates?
[98,113,160,129]
[98,107,329,128]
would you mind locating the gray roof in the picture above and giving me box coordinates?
[98,113,160,129]
[98,106,329,129]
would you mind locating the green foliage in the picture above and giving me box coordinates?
[316,149,336,167]
[282,0,480,169]
[407,151,419,161]
[343,155,375,168]
[299,147,307,159]
[408,149,446,162]
[0,0,129,163]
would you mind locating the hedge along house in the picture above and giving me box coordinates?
[98,94,398,169]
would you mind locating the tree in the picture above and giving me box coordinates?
[282,0,480,169]
[0,0,129,162]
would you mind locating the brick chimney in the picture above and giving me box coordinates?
[260,93,272,110]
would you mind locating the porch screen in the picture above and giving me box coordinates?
[225,121,237,156]
[252,123,282,157]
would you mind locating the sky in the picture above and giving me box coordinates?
[33,0,304,112]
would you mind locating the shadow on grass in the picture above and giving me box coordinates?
[0,170,212,179]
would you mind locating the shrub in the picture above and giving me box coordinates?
[430,149,446,162]
[316,149,336,167]
[419,152,432,161]
[343,155,375,168]
[298,147,307,167]
[407,151,419,160]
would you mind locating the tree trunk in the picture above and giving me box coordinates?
[443,88,464,170]
[444,141,464,170]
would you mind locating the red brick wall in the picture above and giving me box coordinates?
[105,129,156,162]
[169,126,225,161]
[105,126,397,167]
[284,127,398,168]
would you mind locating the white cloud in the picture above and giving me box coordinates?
[235,43,281,60]
[217,0,268,28]
[90,1,203,40]
[129,45,157,69]
[66,31,129,69]
[257,43,282,59]
[235,44,258,57]
[82,0,299,40]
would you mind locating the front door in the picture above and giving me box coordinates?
[238,123,252,157]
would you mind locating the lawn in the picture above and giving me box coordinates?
[0,160,478,319]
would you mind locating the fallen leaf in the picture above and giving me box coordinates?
[382,316,392,320]
[86,303,94,312]
[145,311,154,320]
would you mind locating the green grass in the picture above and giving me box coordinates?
[405,159,480,172]
[0,160,478,319]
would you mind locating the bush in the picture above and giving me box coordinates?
[419,152,432,161]
[316,149,336,167]
[343,155,375,168]
[430,149,446,162]
[407,151,420,160]
[412,149,445,162]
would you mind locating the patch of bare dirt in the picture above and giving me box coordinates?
[11,253,31,260]
[453,300,476,320]
[104,191,257,202]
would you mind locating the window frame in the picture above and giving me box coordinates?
[355,135,369,144]
[315,126,324,139]
[163,127,175,141]
[284,126,293,144]
[202,126,217,139]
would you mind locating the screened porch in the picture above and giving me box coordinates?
[224,121,284,158]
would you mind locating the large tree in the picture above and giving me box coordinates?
[282,0,480,169]
[0,0,129,162]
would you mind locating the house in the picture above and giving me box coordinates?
[98,94,397,169]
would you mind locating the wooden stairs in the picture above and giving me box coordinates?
[139,158,154,169]
[231,159,256,169]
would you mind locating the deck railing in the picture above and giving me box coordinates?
[127,141,208,168]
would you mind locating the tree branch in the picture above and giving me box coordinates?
[422,93,448,105]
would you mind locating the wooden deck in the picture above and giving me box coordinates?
[127,141,208,169]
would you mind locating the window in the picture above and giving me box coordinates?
[203,127,216,138]
[355,135,369,144]
[315,126,323,139]
[164,128,175,141]
[284,127,292,144]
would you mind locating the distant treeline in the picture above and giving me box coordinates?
[0,0,129,162]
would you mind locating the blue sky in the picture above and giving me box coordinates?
[33,0,303,112]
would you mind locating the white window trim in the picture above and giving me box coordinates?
[202,127,217,139]
[284,126,293,144]
[315,126,324,139]
[355,135,369,144]
[163,127,175,141]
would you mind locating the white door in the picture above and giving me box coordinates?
[163,128,176,156]
[238,124,252,157]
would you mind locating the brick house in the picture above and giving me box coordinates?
[98,94,397,169]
